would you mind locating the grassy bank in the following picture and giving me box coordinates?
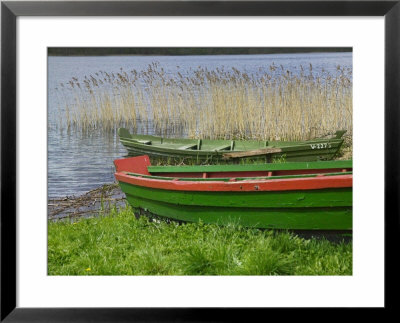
[48,206,352,275]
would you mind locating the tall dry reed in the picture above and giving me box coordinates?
[55,62,352,141]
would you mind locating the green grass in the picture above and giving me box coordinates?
[48,206,352,275]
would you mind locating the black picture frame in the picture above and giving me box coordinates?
[1,1,398,321]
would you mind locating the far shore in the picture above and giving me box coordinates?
[48,47,352,57]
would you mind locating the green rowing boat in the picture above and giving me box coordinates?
[114,155,352,230]
[118,128,346,162]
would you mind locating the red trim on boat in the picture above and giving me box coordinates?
[114,156,151,175]
[115,171,352,192]
[114,155,352,192]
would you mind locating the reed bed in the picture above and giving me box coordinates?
[55,62,352,141]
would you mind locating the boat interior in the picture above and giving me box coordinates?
[114,155,352,182]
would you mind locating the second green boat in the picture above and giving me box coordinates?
[118,128,346,162]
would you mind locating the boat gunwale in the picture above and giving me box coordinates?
[115,171,352,192]
[123,171,353,182]
[118,128,346,145]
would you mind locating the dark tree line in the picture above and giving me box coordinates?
[48,47,352,56]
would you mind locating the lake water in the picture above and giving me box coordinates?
[48,52,352,198]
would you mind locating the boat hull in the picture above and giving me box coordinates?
[119,182,352,230]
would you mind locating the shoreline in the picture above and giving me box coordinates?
[48,178,352,242]
[48,144,353,221]
[48,183,126,220]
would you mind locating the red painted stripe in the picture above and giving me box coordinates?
[114,155,151,174]
[115,172,352,192]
